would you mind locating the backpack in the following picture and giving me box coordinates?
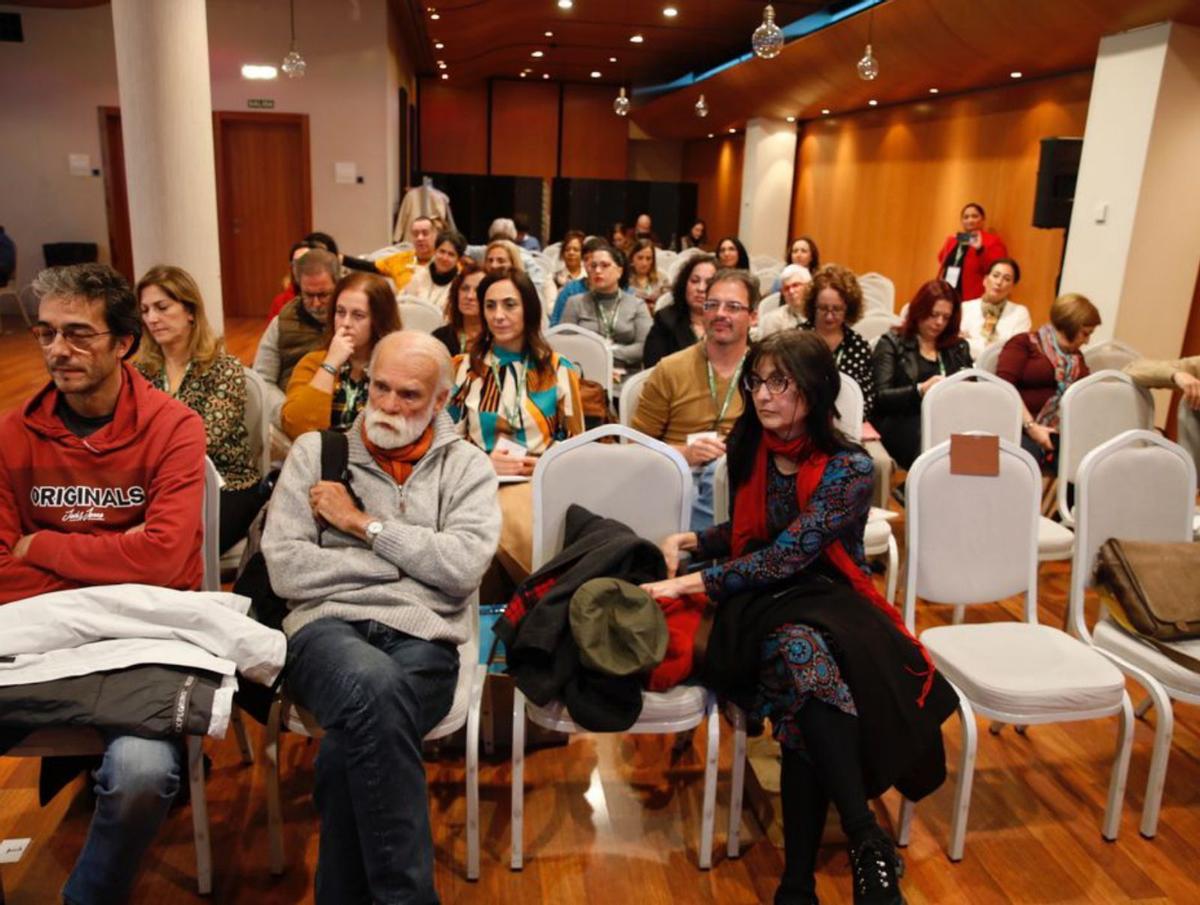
[232,430,356,632]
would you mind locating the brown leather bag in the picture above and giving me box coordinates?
[1096,539,1200,668]
[578,377,614,429]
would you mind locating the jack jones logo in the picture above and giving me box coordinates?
[30,485,146,509]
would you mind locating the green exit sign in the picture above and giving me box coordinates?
[247,98,275,109]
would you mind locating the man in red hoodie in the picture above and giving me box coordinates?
[0,262,206,903]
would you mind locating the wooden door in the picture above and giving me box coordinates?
[98,107,134,282]
[213,112,311,318]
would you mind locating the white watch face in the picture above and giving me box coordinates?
[367,521,383,538]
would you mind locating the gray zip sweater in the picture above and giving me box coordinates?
[261,410,500,643]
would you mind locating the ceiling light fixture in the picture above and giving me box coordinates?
[281,0,306,78]
[613,86,630,116]
[630,34,644,43]
[545,31,554,37]
[434,41,444,50]
[929,87,939,94]
[430,12,440,20]
[728,127,737,133]
[440,72,449,79]
[752,4,784,60]
[558,0,573,8]
[694,93,709,118]
[663,5,678,16]
[591,70,602,78]
[241,64,278,80]
[531,50,544,58]
[821,108,830,115]
[856,10,879,81]
[520,72,527,78]
[609,56,617,63]
[1010,71,1023,78]
[543,73,550,79]
[868,99,878,106]
[707,132,714,138]
[785,115,796,122]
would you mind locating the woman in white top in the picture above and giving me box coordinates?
[959,257,1030,362]
[404,228,466,315]
[758,264,812,337]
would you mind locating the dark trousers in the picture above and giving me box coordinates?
[286,618,459,905]
[875,413,921,471]
[218,485,266,554]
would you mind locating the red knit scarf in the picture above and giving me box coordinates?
[731,431,937,706]
[360,421,434,485]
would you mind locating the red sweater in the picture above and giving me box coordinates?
[0,364,207,604]
[937,230,1007,303]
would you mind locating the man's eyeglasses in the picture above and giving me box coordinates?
[702,299,751,314]
[742,373,791,395]
[301,291,333,304]
[30,325,113,349]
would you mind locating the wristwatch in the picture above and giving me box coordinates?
[365,520,384,545]
[320,361,339,377]
[1023,419,1036,433]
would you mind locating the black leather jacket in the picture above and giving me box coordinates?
[871,331,973,417]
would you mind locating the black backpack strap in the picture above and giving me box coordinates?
[318,429,363,509]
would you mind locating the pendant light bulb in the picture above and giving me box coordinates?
[694,93,709,118]
[281,0,306,78]
[856,43,879,80]
[613,86,630,116]
[752,4,784,60]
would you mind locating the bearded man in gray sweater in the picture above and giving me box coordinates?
[263,330,500,905]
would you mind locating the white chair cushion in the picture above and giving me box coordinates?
[528,684,708,732]
[1037,516,1074,559]
[864,518,892,555]
[921,623,1126,716]
[1093,617,1200,696]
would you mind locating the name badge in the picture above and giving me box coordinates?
[944,265,961,288]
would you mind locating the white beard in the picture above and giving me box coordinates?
[363,404,435,449]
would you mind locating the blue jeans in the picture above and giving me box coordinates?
[62,735,183,904]
[286,618,459,905]
[690,459,720,532]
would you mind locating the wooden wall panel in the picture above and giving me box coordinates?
[682,135,744,249]
[560,84,628,180]
[489,80,559,178]
[418,77,487,175]
[790,72,1092,326]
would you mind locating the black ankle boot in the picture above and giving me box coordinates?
[849,827,904,905]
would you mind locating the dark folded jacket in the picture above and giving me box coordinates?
[495,504,667,730]
[0,665,221,804]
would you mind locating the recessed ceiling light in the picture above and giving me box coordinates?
[707,133,714,138]
[629,34,644,43]
[430,12,440,20]
[531,50,544,58]
[1010,71,1023,78]
[437,60,446,68]
[543,73,550,79]
[728,127,736,133]
[785,115,796,122]
[591,70,602,78]
[440,73,449,79]
[821,108,830,115]
[241,64,278,80]
[558,0,573,9]
[609,56,617,63]
[434,42,444,50]
[929,87,938,94]
[868,99,878,106]
[545,31,553,37]
[663,5,678,16]
[520,72,527,78]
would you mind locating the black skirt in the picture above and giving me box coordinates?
[700,570,958,801]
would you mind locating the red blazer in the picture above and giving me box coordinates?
[937,230,1007,302]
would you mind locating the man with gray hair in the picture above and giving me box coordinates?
[262,330,500,904]
[253,248,340,423]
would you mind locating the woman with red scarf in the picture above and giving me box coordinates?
[642,331,956,905]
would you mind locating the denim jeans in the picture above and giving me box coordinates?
[286,618,459,905]
[690,459,720,532]
[62,735,183,904]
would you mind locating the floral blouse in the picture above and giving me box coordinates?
[136,351,259,490]
[696,448,873,599]
[447,347,584,455]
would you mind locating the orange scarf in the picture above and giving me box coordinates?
[731,431,937,707]
[360,421,434,485]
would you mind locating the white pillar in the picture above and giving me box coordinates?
[111,0,223,332]
[737,118,798,261]
[1060,21,1200,359]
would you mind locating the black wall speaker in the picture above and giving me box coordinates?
[1033,137,1083,229]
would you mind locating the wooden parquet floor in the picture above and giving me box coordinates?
[2,318,1199,903]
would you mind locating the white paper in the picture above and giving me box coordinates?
[0,838,32,864]
[334,161,357,184]
[686,431,720,446]
[494,436,528,458]
[68,154,91,177]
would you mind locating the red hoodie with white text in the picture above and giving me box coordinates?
[0,363,206,604]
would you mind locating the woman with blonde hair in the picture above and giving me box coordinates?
[483,239,525,279]
[136,264,263,551]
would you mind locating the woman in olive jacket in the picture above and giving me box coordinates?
[871,279,972,470]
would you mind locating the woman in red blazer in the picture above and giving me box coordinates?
[937,202,1007,303]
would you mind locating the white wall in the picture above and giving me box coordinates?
[0,0,413,295]
[738,118,797,259]
[1061,21,1200,358]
